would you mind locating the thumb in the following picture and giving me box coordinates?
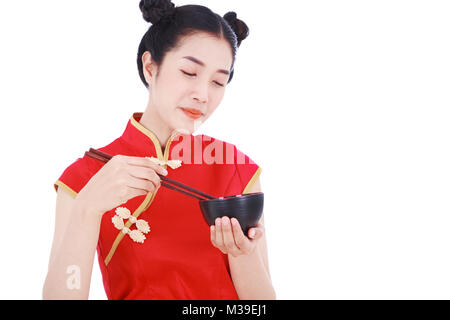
[249,227,264,239]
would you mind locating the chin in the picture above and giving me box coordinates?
[170,120,194,135]
[173,127,191,135]
[173,117,204,135]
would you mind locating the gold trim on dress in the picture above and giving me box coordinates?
[130,112,182,163]
[54,180,78,198]
[104,190,157,266]
[130,114,165,160]
[243,167,262,194]
[104,117,182,266]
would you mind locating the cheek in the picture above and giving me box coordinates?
[159,70,184,90]
[157,79,183,108]
[210,89,225,106]
[169,78,190,100]
[206,98,222,116]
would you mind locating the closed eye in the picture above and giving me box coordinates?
[181,70,196,77]
[181,70,224,87]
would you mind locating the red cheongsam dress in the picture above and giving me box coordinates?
[53,112,262,300]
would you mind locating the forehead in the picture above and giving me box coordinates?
[168,32,233,70]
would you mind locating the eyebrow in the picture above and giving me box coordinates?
[182,56,230,75]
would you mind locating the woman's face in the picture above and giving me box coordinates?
[142,32,233,135]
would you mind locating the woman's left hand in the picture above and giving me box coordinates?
[210,216,265,257]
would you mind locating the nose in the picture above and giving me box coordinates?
[192,81,208,104]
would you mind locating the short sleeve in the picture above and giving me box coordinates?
[233,145,262,194]
[53,157,98,198]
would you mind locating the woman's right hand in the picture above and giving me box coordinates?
[76,155,168,217]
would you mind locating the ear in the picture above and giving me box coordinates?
[142,51,157,86]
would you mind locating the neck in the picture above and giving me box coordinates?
[139,106,172,149]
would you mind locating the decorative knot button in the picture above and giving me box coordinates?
[146,156,182,169]
[112,207,150,243]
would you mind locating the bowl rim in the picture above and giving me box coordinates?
[199,192,263,203]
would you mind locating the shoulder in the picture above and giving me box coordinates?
[195,134,262,194]
[195,134,258,163]
[53,138,126,198]
[53,155,99,198]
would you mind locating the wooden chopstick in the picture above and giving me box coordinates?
[89,148,215,200]
[84,149,215,201]
[84,151,208,200]
[88,148,215,200]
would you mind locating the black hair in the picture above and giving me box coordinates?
[137,0,249,89]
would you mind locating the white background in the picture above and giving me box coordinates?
[0,0,449,299]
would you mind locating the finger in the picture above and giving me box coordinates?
[221,216,239,256]
[254,223,265,238]
[248,227,256,239]
[124,156,169,175]
[214,217,225,253]
[230,218,251,252]
[126,175,159,193]
[127,166,161,190]
[120,187,148,203]
[249,225,265,240]
[128,164,166,179]
[127,187,149,198]
[210,224,216,247]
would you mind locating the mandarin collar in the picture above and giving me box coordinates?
[120,112,189,161]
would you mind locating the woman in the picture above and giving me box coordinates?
[43,0,275,300]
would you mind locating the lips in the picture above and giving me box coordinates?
[181,107,203,120]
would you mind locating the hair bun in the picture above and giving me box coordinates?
[223,11,249,47]
[139,0,176,25]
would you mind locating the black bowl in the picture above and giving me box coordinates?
[199,192,264,237]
